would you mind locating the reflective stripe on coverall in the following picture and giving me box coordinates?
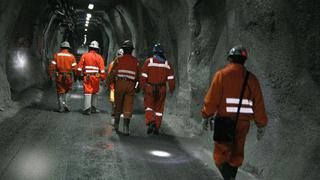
[140,57,175,131]
[48,49,77,94]
[201,63,268,167]
[108,54,140,119]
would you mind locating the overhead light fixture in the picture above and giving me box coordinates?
[86,20,90,24]
[85,24,88,27]
[85,29,88,31]
[88,4,94,10]
[86,13,92,18]
[86,16,90,21]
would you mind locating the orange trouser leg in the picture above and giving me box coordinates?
[114,80,135,119]
[123,83,135,119]
[56,74,73,94]
[214,120,250,168]
[154,90,166,130]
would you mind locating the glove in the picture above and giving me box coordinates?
[257,127,266,141]
[202,118,209,131]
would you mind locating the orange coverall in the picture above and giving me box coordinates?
[77,50,106,94]
[201,63,268,168]
[108,54,140,119]
[107,61,115,102]
[48,49,77,94]
[140,57,175,131]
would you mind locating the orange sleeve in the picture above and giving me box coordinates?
[98,56,106,80]
[76,55,85,76]
[201,71,223,118]
[140,59,149,92]
[106,58,118,89]
[252,76,268,128]
[167,62,175,93]
[48,54,57,78]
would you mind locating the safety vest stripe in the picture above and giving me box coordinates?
[167,76,174,80]
[146,107,153,111]
[100,70,105,73]
[72,63,77,67]
[51,61,57,65]
[77,68,83,71]
[118,70,136,75]
[148,58,170,69]
[85,66,99,70]
[226,98,253,106]
[155,112,163,117]
[86,70,99,73]
[142,73,148,78]
[57,53,72,57]
[117,74,135,80]
[226,107,254,114]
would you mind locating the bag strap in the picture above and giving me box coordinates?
[234,71,250,130]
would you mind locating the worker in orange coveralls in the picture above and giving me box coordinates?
[107,48,124,117]
[107,40,140,136]
[48,41,77,112]
[76,41,106,115]
[201,46,268,180]
[140,43,175,135]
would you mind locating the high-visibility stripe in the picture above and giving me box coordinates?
[77,68,83,71]
[148,58,170,69]
[85,66,99,70]
[118,70,136,75]
[117,74,135,80]
[135,82,139,89]
[146,107,153,111]
[84,94,92,96]
[226,98,253,106]
[86,70,99,73]
[57,53,72,57]
[142,73,148,78]
[100,70,105,73]
[72,63,77,67]
[226,107,254,114]
[155,112,163,117]
[51,61,57,65]
[167,76,174,80]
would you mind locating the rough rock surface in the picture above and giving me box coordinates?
[0,0,319,179]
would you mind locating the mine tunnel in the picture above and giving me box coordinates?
[0,0,319,179]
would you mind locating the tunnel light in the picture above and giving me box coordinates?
[86,20,89,24]
[149,150,171,158]
[86,16,90,21]
[85,29,88,32]
[86,13,92,18]
[88,4,94,10]
[85,24,89,27]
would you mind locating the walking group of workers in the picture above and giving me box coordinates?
[48,40,268,180]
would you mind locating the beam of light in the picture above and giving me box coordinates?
[149,150,171,158]
[83,36,87,45]
[88,4,94,10]
[13,50,27,69]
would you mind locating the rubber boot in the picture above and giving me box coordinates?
[219,162,237,180]
[83,94,92,115]
[91,94,100,113]
[63,93,70,112]
[114,117,120,133]
[147,121,156,134]
[57,94,64,113]
[123,118,130,136]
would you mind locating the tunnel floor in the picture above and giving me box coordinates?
[0,83,222,180]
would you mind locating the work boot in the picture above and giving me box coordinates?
[83,94,92,115]
[91,94,100,113]
[83,108,91,115]
[123,118,130,136]
[63,93,70,112]
[219,162,237,180]
[153,128,160,135]
[147,122,156,134]
[57,94,64,113]
[114,117,120,132]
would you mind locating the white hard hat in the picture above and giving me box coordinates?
[60,41,71,48]
[89,41,99,49]
[117,48,124,56]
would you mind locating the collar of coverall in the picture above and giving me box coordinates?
[89,50,98,53]
[61,49,69,53]
[227,63,246,70]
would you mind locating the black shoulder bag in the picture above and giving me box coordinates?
[213,71,250,142]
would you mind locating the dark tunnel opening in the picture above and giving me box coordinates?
[0,0,320,179]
